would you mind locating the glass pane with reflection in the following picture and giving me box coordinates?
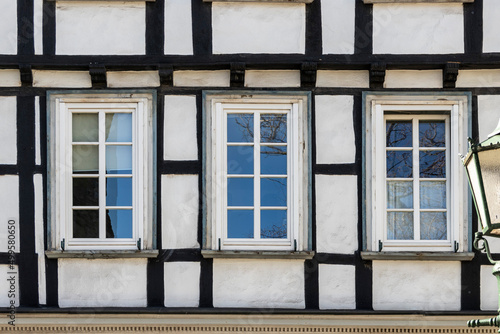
[227,146,253,174]
[227,210,254,238]
[387,181,413,209]
[420,181,446,209]
[227,178,254,206]
[106,145,132,174]
[420,150,446,178]
[420,212,447,240]
[261,146,287,175]
[261,178,287,207]
[419,121,445,148]
[73,178,98,206]
[106,209,133,238]
[261,210,287,239]
[72,113,98,142]
[105,113,132,142]
[73,210,99,238]
[227,114,253,143]
[386,151,412,178]
[106,177,132,206]
[387,211,413,240]
[73,145,98,174]
[261,114,287,143]
[386,121,412,147]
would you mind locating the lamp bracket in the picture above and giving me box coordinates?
[474,232,497,265]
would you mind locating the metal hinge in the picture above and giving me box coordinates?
[454,241,459,253]
[218,238,221,251]
[137,238,142,250]
[294,239,297,251]
[378,240,383,252]
[61,238,65,251]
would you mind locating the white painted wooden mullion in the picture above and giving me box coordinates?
[290,104,297,247]
[413,118,420,241]
[99,111,106,240]
[449,106,458,246]
[254,110,261,241]
[216,103,224,248]
[62,102,70,245]
[374,104,386,249]
[134,102,142,246]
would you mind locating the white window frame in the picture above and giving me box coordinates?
[204,92,310,252]
[48,92,155,251]
[364,93,470,253]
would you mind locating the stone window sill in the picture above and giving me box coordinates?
[201,250,315,259]
[363,0,472,3]
[360,251,475,261]
[45,250,159,259]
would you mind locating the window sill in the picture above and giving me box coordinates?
[360,251,475,261]
[363,0,472,3]
[201,250,315,260]
[45,250,159,259]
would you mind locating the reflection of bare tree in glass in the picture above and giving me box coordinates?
[420,122,445,147]
[261,221,287,239]
[421,213,447,240]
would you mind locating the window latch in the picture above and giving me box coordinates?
[137,238,141,250]
[378,240,383,252]
[294,239,297,252]
[61,238,65,251]
[218,238,221,251]
[454,241,459,253]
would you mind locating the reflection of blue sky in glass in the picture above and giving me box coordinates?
[387,212,413,240]
[419,121,445,148]
[261,178,287,206]
[106,145,132,174]
[386,121,412,147]
[387,181,413,209]
[261,210,287,239]
[420,181,446,209]
[228,178,254,206]
[261,115,287,143]
[228,210,253,238]
[261,146,287,175]
[386,151,412,178]
[227,146,253,174]
[227,114,253,142]
[106,209,133,238]
[419,151,445,178]
[420,212,447,240]
[106,177,132,206]
[106,113,132,142]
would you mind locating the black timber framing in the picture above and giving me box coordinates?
[18,0,34,56]
[42,0,56,55]
[192,0,212,56]
[354,0,372,55]
[146,0,165,56]
[305,0,322,56]
[464,0,483,55]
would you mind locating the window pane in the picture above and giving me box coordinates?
[261,146,287,175]
[105,113,132,142]
[72,113,98,142]
[420,181,446,209]
[73,145,98,174]
[420,212,447,240]
[227,210,254,238]
[387,212,413,240]
[386,121,412,147]
[386,151,412,178]
[261,178,287,207]
[106,145,132,174]
[227,114,253,143]
[420,150,446,178]
[387,181,413,209]
[73,178,98,206]
[261,210,287,239]
[73,210,99,238]
[419,121,445,147]
[261,114,287,143]
[106,209,133,238]
[227,146,253,174]
[227,178,254,206]
[106,177,132,206]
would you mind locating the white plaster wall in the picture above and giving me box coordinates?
[315,95,355,164]
[34,0,43,55]
[107,71,160,88]
[162,175,200,249]
[480,265,498,311]
[245,70,301,88]
[32,70,92,88]
[164,96,198,161]
[0,176,19,253]
[213,259,305,308]
[372,4,464,54]
[165,0,193,55]
[477,95,500,143]
[0,0,17,55]
[34,174,46,305]
[384,70,443,88]
[58,258,147,307]
[456,69,500,88]
[164,262,200,307]
[56,1,145,55]
[318,264,356,310]
[315,175,357,254]
[0,265,19,307]
[316,71,369,88]
[0,97,17,164]
[173,70,230,87]
[35,97,41,166]
[321,0,355,54]
[0,70,21,87]
[483,0,500,53]
[373,261,461,311]
[212,3,305,54]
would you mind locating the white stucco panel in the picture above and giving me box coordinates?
[373,4,464,54]
[58,258,147,307]
[477,95,500,143]
[212,3,305,54]
[315,95,355,164]
[316,71,369,88]
[173,70,230,87]
[165,0,193,55]
[315,175,357,254]
[480,265,498,311]
[245,70,301,88]
[164,95,198,161]
[384,70,443,88]
[0,176,19,253]
[0,0,17,55]
[0,70,21,87]
[32,70,92,88]
[321,0,355,54]
[34,174,46,305]
[0,97,17,164]
[162,175,200,249]
[213,259,305,308]
[373,261,461,311]
[483,0,500,53]
[56,1,145,55]
[456,69,500,88]
[319,264,356,310]
[0,265,19,307]
[164,262,200,307]
[107,71,160,88]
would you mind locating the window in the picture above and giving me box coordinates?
[364,93,470,253]
[203,92,311,252]
[48,92,155,251]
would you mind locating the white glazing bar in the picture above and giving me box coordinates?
[99,111,106,240]
[254,111,261,240]
[413,118,420,241]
